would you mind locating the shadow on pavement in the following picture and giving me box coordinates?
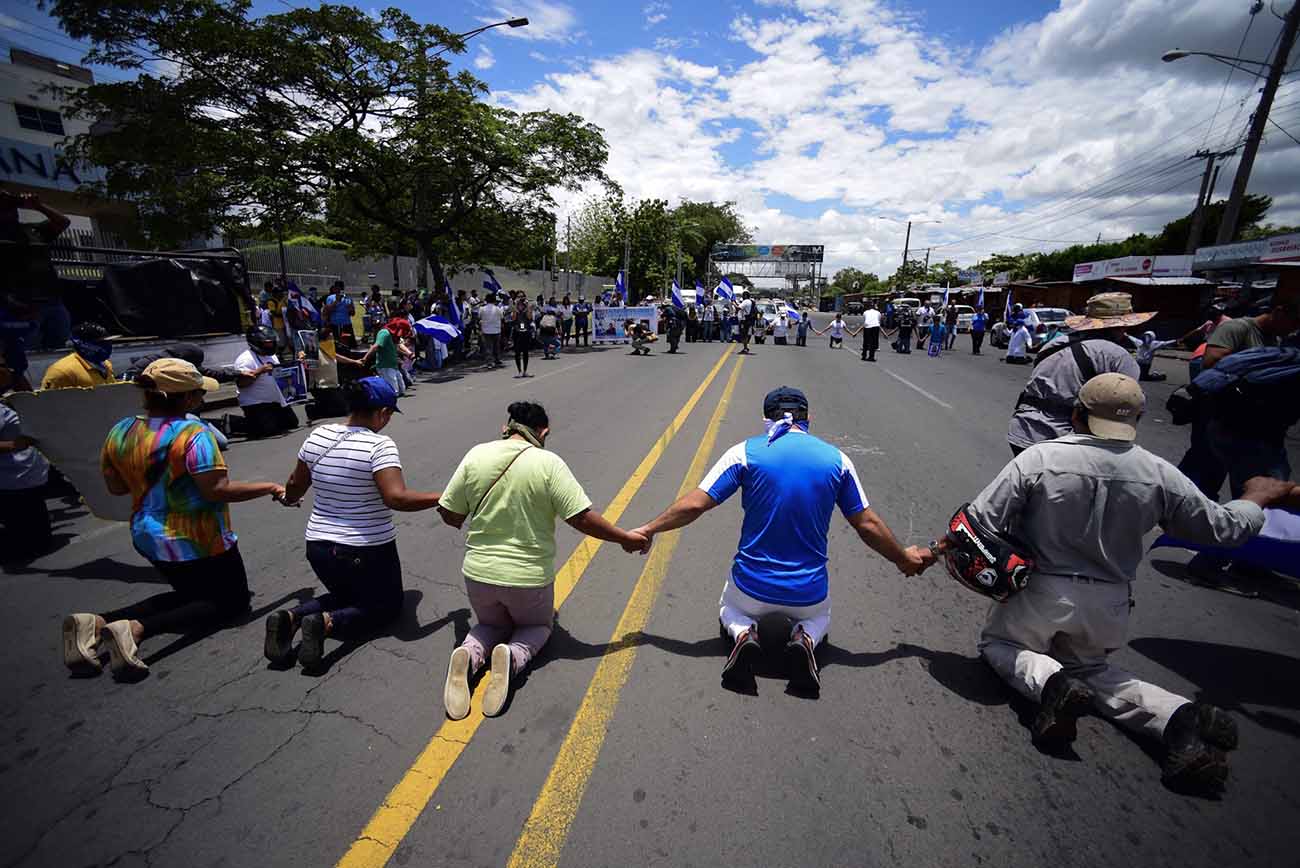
[1129,636,1300,740]
[142,586,317,667]
[4,555,167,585]
[1150,558,1300,610]
[300,591,471,677]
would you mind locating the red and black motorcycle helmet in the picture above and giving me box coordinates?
[937,504,1034,602]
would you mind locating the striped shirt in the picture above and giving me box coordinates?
[298,424,402,546]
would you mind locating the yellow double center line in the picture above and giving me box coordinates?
[337,347,736,868]
[507,354,746,868]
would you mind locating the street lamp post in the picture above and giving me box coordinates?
[1163,2,1300,245]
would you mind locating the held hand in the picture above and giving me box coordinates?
[895,545,931,577]
[1242,475,1294,507]
[624,527,653,554]
[268,484,288,503]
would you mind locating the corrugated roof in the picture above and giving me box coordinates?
[1108,277,1214,286]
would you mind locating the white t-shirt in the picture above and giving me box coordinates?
[863,309,881,328]
[299,424,402,546]
[479,303,503,335]
[739,299,754,320]
[829,319,845,338]
[773,318,788,338]
[234,349,286,407]
[559,304,573,319]
[920,306,934,325]
[1007,326,1032,358]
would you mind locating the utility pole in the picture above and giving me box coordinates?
[623,233,631,301]
[1185,148,1234,254]
[923,247,931,271]
[1215,0,1300,244]
[564,215,571,299]
[900,220,912,269]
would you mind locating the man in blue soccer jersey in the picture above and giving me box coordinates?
[633,387,930,692]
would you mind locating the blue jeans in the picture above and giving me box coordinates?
[293,540,403,635]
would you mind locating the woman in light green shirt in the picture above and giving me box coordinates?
[437,401,647,719]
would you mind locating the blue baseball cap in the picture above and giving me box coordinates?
[763,385,808,419]
[355,376,402,413]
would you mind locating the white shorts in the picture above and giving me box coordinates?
[718,580,831,646]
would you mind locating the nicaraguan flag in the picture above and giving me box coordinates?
[671,279,686,310]
[1151,509,1300,579]
[414,315,461,344]
[616,271,627,302]
[1004,289,1013,323]
[785,308,802,323]
[942,285,950,307]
[694,279,705,302]
[716,276,735,301]
[482,269,503,295]
[445,281,463,329]
[977,286,985,308]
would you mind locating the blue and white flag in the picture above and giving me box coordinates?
[942,285,950,307]
[414,315,461,344]
[694,279,706,302]
[445,281,463,330]
[977,286,985,309]
[482,269,503,295]
[671,279,686,310]
[785,308,802,323]
[1152,509,1300,579]
[1004,289,1013,323]
[716,276,735,302]
[616,270,627,303]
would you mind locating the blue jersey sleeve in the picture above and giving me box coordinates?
[698,442,746,504]
[836,451,869,517]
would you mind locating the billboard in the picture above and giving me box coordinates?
[1193,232,1300,270]
[710,244,825,262]
[1073,255,1194,282]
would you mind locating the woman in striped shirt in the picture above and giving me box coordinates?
[266,376,441,668]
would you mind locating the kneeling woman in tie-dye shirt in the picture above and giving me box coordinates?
[61,359,285,681]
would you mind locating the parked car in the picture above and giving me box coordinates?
[845,300,864,314]
[990,307,1074,349]
[950,304,975,332]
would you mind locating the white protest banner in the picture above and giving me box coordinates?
[7,384,143,521]
[591,305,659,344]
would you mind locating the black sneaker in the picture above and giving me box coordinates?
[1031,672,1095,748]
[264,611,294,663]
[1163,741,1229,794]
[1194,702,1239,751]
[298,613,326,668]
[721,628,760,684]
[785,629,820,692]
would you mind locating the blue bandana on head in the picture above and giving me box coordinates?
[72,338,112,367]
[763,412,809,444]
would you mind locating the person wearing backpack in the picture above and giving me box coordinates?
[1007,293,1149,456]
[1180,299,1300,590]
[438,402,648,719]
[539,308,560,360]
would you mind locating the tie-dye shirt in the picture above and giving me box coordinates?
[100,416,236,562]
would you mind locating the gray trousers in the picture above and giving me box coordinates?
[978,574,1188,740]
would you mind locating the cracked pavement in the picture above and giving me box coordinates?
[4,330,1299,868]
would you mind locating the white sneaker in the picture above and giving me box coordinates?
[101,621,149,681]
[443,647,472,721]
[481,644,513,718]
[62,613,101,676]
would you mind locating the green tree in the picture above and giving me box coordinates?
[829,267,881,296]
[887,260,928,290]
[52,2,609,287]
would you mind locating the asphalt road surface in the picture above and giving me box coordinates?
[4,318,1299,868]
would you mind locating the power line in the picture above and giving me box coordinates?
[1203,4,1262,149]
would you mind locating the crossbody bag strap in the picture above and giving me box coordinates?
[1069,339,1099,384]
[474,445,532,516]
[307,428,359,473]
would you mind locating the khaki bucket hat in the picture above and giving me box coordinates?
[1064,292,1156,332]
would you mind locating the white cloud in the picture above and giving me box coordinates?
[482,1,579,43]
[644,1,670,27]
[499,0,1300,277]
[474,46,496,71]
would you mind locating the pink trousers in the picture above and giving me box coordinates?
[459,578,555,674]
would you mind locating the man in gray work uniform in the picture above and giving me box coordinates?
[1008,293,1148,456]
[962,374,1294,794]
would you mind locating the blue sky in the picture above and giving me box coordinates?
[4,0,1298,275]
